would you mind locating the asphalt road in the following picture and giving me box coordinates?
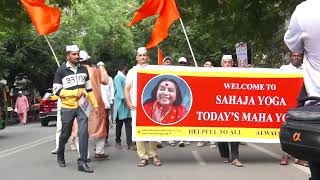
[0,122,310,180]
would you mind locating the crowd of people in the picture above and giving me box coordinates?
[49,44,307,173]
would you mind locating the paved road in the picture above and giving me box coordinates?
[0,123,310,180]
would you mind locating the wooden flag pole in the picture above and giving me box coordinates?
[44,35,60,67]
[179,18,198,67]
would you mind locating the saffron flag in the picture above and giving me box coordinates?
[128,0,164,27]
[157,47,164,65]
[146,0,180,49]
[21,0,61,35]
[128,0,180,49]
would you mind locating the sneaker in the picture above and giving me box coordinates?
[197,141,205,147]
[178,141,185,147]
[184,141,191,145]
[51,149,57,154]
[168,141,176,146]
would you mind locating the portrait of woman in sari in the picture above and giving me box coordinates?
[143,78,188,125]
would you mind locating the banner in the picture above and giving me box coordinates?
[133,66,304,143]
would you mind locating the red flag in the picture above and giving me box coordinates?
[158,47,164,65]
[128,0,180,49]
[128,0,164,27]
[21,0,61,35]
[146,0,180,49]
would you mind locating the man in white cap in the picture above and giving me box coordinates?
[221,55,234,67]
[218,54,243,167]
[78,51,110,160]
[162,56,173,66]
[178,57,188,66]
[177,56,189,147]
[125,47,161,167]
[53,45,98,173]
[15,90,29,125]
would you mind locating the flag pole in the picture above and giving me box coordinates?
[179,18,198,67]
[44,35,60,67]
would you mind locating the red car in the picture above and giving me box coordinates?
[39,89,58,126]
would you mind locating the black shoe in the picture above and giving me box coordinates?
[178,142,185,147]
[78,163,94,173]
[86,158,91,163]
[57,159,66,167]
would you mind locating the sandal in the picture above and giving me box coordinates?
[137,159,148,167]
[295,159,309,167]
[151,155,162,166]
[231,159,244,167]
[223,158,230,163]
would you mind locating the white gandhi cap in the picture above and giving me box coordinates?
[178,57,187,63]
[137,47,147,54]
[97,61,105,66]
[66,45,80,52]
[222,55,233,60]
[79,50,91,62]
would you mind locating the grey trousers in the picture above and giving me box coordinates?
[57,107,88,165]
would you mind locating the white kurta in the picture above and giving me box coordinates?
[101,76,114,109]
[284,0,320,97]
[125,64,148,107]
[280,63,302,71]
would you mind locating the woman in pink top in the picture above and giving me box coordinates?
[15,91,29,125]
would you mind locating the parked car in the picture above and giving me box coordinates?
[39,89,58,126]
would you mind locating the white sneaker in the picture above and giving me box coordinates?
[51,149,57,154]
[210,144,217,148]
[197,141,205,147]
[168,141,176,146]
[184,141,190,145]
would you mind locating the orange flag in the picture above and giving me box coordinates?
[157,47,164,65]
[146,0,180,49]
[21,0,61,35]
[128,0,164,27]
[128,0,180,49]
